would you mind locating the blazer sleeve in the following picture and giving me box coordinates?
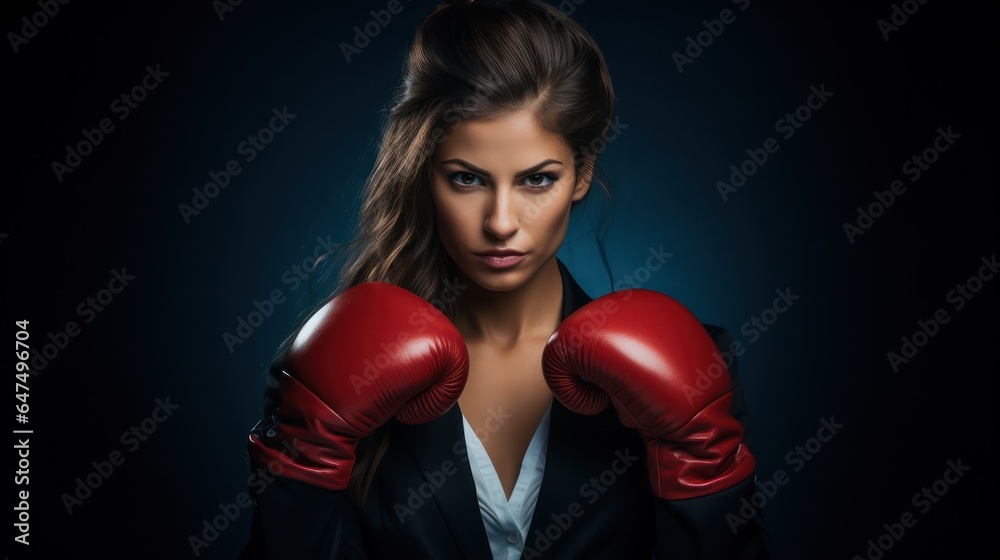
[239,353,369,560]
[239,474,368,560]
[652,478,776,560]
[650,325,777,560]
[238,407,372,560]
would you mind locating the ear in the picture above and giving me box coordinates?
[572,155,595,202]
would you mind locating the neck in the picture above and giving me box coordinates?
[453,256,564,349]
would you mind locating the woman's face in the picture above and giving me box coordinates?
[429,109,591,292]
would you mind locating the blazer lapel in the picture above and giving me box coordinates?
[397,258,595,559]
[396,404,494,559]
[521,258,597,551]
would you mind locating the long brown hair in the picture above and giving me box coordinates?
[305,0,618,506]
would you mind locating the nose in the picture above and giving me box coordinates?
[483,186,519,241]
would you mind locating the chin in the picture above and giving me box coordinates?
[469,275,526,292]
[459,258,537,293]
[467,269,530,292]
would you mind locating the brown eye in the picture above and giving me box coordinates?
[523,173,556,189]
[450,172,483,187]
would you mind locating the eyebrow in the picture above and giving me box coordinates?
[439,158,563,178]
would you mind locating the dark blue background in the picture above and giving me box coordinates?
[9,0,996,558]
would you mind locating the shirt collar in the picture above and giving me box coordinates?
[555,257,595,321]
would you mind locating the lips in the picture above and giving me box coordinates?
[475,250,527,269]
[474,249,526,257]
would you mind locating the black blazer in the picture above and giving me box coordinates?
[241,259,775,559]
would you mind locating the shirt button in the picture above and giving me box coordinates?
[507,531,520,544]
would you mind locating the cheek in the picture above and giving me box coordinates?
[522,189,573,238]
[432,188,474,244]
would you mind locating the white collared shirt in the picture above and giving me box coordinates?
[461,403,553,560]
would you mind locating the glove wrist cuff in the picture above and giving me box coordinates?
[645,438,756,500]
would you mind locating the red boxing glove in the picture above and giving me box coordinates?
[248,282,469,490]
[542,289,755,500]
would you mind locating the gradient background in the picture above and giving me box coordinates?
[8,0,996,558]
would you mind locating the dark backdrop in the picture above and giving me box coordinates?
[8,0,996,558]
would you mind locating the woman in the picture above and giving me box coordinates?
[241,1,774,558]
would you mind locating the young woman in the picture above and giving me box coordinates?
[241,1,774,558]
